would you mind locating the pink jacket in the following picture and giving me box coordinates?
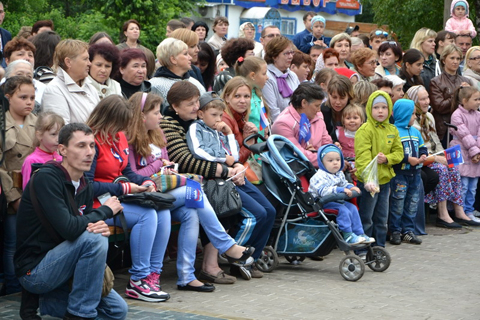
[271,105,332,168]
[450,105,480,177]
[445,0,477,37]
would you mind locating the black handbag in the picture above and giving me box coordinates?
[203,179,242,218]
[118,192,175,210]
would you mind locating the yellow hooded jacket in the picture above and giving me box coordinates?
[354,90,404,185]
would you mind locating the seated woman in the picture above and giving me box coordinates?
[85,95,254,298]
[42,39,100,124]
[407,85,480,227]
[88,42,122,100]
[126,91,254,286]
[150,38,206,108]
[271,82,332,168]
[161,81,275,280]
[350,48,381,82]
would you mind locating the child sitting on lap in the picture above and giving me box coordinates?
[309,144,374,245]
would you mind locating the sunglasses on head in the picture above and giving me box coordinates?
[375,30,388,37]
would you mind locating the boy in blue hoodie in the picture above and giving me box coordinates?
[309,144,375,245]
[389,99,428,245]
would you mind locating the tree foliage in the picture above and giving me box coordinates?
[1,0,198,52]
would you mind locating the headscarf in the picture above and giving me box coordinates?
[405,85,435,141]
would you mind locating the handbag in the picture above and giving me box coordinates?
[150,173,203,192]
[244,156,263,185]
[203,178,242,218]
[118,192,175,210]
[29,172,114,297]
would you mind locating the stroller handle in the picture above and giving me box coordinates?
[316,190,360,207]
[243,133,267,154]
[443,121,458,131]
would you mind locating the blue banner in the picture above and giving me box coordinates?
[185,179,204,208]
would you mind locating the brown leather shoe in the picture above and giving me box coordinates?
[198,270,236,284]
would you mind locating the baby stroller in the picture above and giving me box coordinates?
[244,134,391,281]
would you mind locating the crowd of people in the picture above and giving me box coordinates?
[1,1,480,318]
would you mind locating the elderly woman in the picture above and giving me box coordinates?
[239,22,262,56]
[429,44,472,147]
[463,46,480,89]
[192,21,209,42]
[3,37,47,105]
[207,16,229,51]
[213,37,255,93]
[262,36,300,121]
[42,39,99,124]
[150,38,205,107]
[350,48,381,81]
[376,41,403,76]
[117,19,156,78]
[407,85,479,228]
[410,28,440,91]
[88,42,122,99]
[115,48,159,99]
[160,81,273,280]
[170,28,205,88]
[272,82,332,168]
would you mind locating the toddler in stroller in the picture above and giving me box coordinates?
[308,144,374,245]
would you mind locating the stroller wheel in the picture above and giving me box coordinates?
[256,246,279,273]
[365,246,391,272]
[339,255,365,281]
[285,256,306,264]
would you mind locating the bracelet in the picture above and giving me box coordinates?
[220,164,229,179]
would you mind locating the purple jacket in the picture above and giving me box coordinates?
[450,105,480,177]
[128,144,170,177]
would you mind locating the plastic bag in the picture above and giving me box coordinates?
[360,155,379,197]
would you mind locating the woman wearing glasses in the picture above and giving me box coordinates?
[410,28,441,91]
[463,46,480,89]
[262,36,300,121]
[375,41,403,76]
[350,47,381,82]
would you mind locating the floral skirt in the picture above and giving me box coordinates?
[424,162,463,206]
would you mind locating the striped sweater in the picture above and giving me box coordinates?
[160,115,217,178]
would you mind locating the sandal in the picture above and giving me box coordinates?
[198,270,236,284]
[224,246,255,266]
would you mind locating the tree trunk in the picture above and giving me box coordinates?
[444,0,452,27]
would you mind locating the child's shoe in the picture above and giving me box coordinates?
[466,213,480,223]
[402,231,422,245]
[390,231,402,245]
[360,234,375,244]
[343,232,366,245]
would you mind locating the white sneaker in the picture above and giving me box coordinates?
[471,210,480,218]
[466,213,480,223]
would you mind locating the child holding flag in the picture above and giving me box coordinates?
[450,86,480,223]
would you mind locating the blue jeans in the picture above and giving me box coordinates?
[389,173,421,233]
[106,203,170,281]
[461,176,479,213]
[323,201,364,235]
[357,181,390,247]
[4,213,22,294]
[234,180,276,260]
[18,231,128,319]
[168,186,236,285]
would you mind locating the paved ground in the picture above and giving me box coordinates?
[1,220,480,320]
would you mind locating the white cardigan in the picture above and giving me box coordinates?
[41,67,100,124]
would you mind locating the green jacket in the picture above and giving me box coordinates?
[354,91,404,185]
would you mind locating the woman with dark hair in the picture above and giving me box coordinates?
[262,36,300,121]
[89,32,115,46]
[195,42,216,90]
[117,19,156,78]
[88,42,122,99]
[376,41,403,76]
[30,30,61,70]
[115,48,159,99]
[399,48,425,93]
[212,37,255,93]
[207,16,229,51]
[271,82,332,167]
[192,21,209,42]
